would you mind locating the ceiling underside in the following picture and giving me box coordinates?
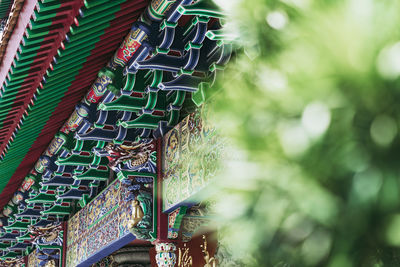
[0,0,149,209]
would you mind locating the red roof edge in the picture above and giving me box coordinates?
[0,0,37,86]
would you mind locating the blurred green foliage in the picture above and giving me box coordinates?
[208,0,400,266]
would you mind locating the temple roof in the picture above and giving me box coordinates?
[0,0,230,262]
[0,0,148,209]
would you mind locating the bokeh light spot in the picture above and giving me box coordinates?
[301,229,332,265]
[266,11,288,30]
[258,66,288,93]
[370,114,397,147]
[301,101,331,139]
[377,42,400,79]
[278,121,310,157]
[352,167,383,202]
[281,213,314,242]
[385,214,400,246]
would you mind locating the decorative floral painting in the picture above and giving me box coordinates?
[66,180,135,266]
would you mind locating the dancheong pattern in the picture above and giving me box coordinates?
[66,180,133,266]
[162,109,222,212]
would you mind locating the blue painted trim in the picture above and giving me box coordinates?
[163,201,196,214]
[76,233,136,267]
